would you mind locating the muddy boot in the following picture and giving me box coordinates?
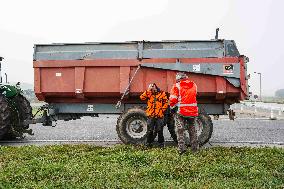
[145,142,153,148]
[179,149,186,155]
[158,143,165,148]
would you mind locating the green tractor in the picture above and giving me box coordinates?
[0,57,33,140]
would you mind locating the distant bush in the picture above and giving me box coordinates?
[275,89,284,98]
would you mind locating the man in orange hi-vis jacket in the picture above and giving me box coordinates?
[140,83,168,148]
[169,72,199,154]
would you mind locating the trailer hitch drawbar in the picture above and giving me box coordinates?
[23,105,56,127]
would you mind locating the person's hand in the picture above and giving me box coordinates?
[171,106,178,114]
[148,84,154,91]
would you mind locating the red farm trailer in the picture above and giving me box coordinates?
[30,37,249,145]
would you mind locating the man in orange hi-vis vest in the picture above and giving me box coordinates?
[169,72,199,154]
[140,83,168,148]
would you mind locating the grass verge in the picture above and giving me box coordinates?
[0,145,283,189]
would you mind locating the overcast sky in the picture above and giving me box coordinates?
[0,0,283,96]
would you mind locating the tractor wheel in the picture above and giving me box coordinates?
[14,94,32,129]
[0,94,13,140]
[3,94,33,139]
[116,107,148,145]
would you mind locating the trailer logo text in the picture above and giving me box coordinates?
[193,64,201,72]
[223,64,234,74]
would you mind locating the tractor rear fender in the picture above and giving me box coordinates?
[0,84,21,98]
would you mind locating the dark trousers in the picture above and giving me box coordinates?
[164,112,178,143]
[147,117,164,144]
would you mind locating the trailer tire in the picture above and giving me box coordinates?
[116,113,124,142]
[196,113,213,146]
[116,107,148,145]
[3,94,32,139]
[0,94,13,140]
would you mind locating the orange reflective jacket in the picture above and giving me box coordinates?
[140,90,168,118]
[169,78,198,117]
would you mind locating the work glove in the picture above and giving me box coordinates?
[171,106,178,114]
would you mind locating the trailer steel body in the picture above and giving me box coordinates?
[32,39,249,145]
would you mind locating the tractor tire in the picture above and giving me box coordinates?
[14,94,32,129]
[116,107,148,145]
[0,94,13,140]
[195,113,213,146]
[3,94,32,139]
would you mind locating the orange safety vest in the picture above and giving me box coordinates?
[140,90,168,118]
[169,78,198,117]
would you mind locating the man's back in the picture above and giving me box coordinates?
[170,78,198,117]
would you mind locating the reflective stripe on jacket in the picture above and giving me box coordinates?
[140,90,168,118]
[169,78,198,117]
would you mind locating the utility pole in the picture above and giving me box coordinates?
[254,72,262,101]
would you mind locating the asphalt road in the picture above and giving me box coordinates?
[1,115,283,147]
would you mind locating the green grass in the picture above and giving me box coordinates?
[262,96,284,103]
[0,145,283,189]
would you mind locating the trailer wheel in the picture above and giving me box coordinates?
[195,113,213,146]
[116,113,124,142]
[0,94,13,140]
[3,94,33,139]
[116,107,148,145]
[177,113,213,147]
